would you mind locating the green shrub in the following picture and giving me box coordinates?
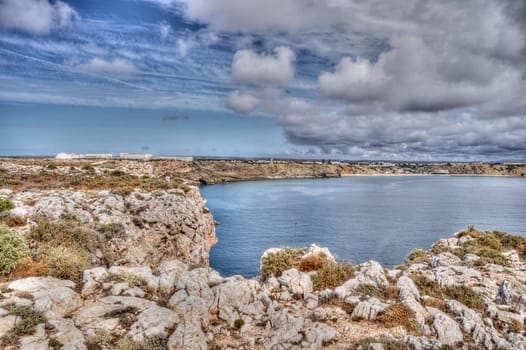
[0,198,14,213]
[407,248,427,261]
[97,222,125,239]
[311,262,355,291]
[234,318,245,329]
[260,248,303,279]
[0,225,29,275]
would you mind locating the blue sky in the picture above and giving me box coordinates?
[1,0,525,160]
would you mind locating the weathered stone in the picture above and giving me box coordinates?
[278,268,312,296]
[427,307,463,345]
[8,277,76,293]
[431,252,462,268]
[351,297,387,321]
[496,280,513,305]
[167,320,207,350]
[127,305,179,341]
[48,318,87,350]
[33,286,82,319]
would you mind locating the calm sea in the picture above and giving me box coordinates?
[201,176,526,277]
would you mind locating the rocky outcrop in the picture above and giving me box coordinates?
[0,230,526,349]
[2,187,216,267]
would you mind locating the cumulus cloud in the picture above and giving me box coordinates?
[231,46,295,86]
[176,38,195,57]
[226,91,260,113]
[0,0,78,35]
[75,58,139,76]
[318,35,523,113]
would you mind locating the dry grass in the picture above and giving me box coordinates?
[0,257,49,282]
[351,337,406,350]
[311,262,355,291]
[297,254,328,272]
[1,215,27,227]
[376,303,418,332]
[411,275,485,311]
[455,226,526,264]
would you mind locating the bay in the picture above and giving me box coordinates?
[201,176,526,277]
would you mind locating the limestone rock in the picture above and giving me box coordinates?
[8,277,76,293]
[277,268,312,296]
[167,320,207,350]
[431,252,462,268]
[496,280,513,305]
[33,286,82,319]
[351,297,388,321]
[427,307,463,345]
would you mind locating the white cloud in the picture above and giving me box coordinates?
[318,35,523,113]
[176,38,194,57]
[159,21,172,40]
[0,0,78,35]
[226,91,260,113]
[75,58,139,76]
[231,46,295,86]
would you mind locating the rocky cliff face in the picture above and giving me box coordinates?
[1,187,215,267]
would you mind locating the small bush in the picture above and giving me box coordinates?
[1,304,48,346]
[297,254,328,272]
[46,245,91,280]
[234,318,245,329]
[260,248,303,279]
[352,337,406,350]
[0,198,14,213]
[97,222,125,239]
[0,225,29,275]
[311,262,354,291]
[377,303,418,332]
[411,275,485,311]
[2,215,27,227]
[116,335,166,350]
[86,330,113,350]
[407,248,427,261]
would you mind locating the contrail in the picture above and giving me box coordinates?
[0,47,152,91]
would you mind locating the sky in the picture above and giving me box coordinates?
[1,0,525,160]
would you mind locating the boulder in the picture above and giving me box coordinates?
[427,307,463,345]
[351,297,388,321]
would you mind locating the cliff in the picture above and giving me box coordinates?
[1,159,526,349]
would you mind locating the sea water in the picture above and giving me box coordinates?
[201,176,526,277]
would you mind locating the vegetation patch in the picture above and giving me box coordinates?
[411,275,485,311]
[311,262,355,291]
[260,248,304,279]
[0,304,48,346]
[0,198,14,213]
[116,335,166,350]
[407,248,427,262]
[355,283,400,301]
[86,330,114,350]
[376,303,419,332]
[297,254,329,272]
[351,336,406,350]
[455,226,526,264]
[0,225,29,275]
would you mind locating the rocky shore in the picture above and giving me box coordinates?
[1,159,526,349]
